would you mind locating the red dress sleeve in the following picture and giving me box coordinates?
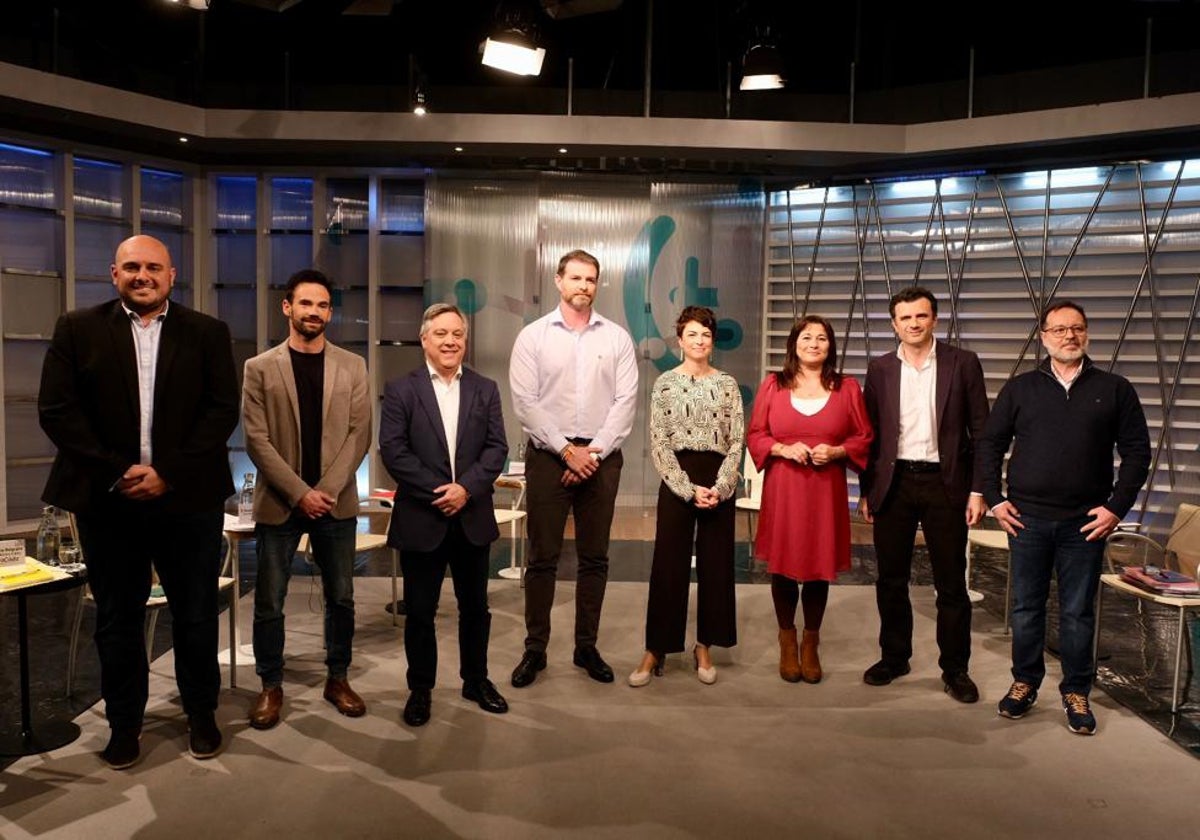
[839,377,873,474]
[747,375,780,472]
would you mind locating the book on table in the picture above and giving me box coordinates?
[1119,565,1200,596]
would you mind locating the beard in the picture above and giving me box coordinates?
[293,316,327,338]
[1048,344,1085,364]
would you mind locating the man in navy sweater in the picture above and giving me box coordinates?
[978,300,1150,736]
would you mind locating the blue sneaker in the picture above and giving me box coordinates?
[1062,692,1096,735]
[997,681,1038,719]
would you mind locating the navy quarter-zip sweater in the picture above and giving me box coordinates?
[977,356,1151,520]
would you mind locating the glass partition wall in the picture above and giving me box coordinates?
[1,134,1198,547]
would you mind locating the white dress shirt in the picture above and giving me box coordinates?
[509,306,638,459]
[896,342,939,463]
[427,361,462,481]
[123,301,168,465]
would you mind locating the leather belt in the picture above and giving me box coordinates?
[567,437,593,446]
[896,459,940,473]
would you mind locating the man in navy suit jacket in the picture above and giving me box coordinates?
[859,287,990,703]
[379,303,509,727]
[39,235,238,768]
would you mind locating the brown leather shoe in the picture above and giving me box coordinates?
[323,677,366,717]
[249,686,283,730]
[778,628,802,683]
[800,629,822,684]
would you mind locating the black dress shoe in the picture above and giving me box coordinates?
[862,659,911,686]
[511,650,547,688]
[462,679,509,714]
[943,671,980,703]
[187,711,222,760]
[573,646,615,683]
[403,688,432,727]
[100,727,142,770]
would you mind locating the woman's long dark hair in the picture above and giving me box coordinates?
[774,315,842,392]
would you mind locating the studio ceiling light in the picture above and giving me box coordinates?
[481,28,545,76]
[740,42,784,91]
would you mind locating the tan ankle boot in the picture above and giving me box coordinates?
[800,629,822,684]
[778,628,802,683]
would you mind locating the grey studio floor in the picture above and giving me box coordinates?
[1,536,1199,840]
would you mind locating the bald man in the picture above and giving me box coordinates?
[39,235,239,768]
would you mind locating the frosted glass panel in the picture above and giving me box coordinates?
[76,217,129,278]
[5,402,54,458]
[215,176,257,228]
[74,279,115,310]
[3,338,50,395]
[379,234,425,286]
[2,272,62,337]
[379,344,425,383]
[270,234,313,286]
[271,177,313,228]
[141,168,185,226]
[217,233,256,283]
[217,288,256,340]
[0,210,62,273]
[379,288,424,342]
[7,463,52,521]
[0,143,56,209]
[326,178,368,230]
[328,288,368,344]
[74,157,124,218]
[315,233,368,286]
[381,180,424,232]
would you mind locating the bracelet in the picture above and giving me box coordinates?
[560,444,572,460]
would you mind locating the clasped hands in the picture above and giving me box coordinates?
[116,464,168,500]
[561,443,602,487]
[772,441,841,466]
[692,485,720,509]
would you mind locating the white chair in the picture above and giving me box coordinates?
[494,475,528,585]
[296,500,396,624]
[735,449,762,544]
[65,514,238,695]
[967,528,1011,631]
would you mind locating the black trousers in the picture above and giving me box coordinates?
[76,505,223,731]
[401,518,491,690]
[645,451,737,653]
[523,442,623,653]
[871,471,972,675]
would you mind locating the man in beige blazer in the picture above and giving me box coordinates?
[241,269,371,729]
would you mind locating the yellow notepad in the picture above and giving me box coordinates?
[0,559,64,592]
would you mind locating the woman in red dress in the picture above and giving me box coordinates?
[747,315,872,683]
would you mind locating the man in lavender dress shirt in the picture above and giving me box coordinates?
[509,249,638,687]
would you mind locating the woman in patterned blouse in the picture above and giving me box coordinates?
[629,306,745,687]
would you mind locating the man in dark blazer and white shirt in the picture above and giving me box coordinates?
[39,234,239,768]
[379,303,509,727]
[859,286,991,703]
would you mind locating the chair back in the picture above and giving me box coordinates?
[742,449,762,503]
[1164,502,1200,577]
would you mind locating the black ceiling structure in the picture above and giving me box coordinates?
[1,0,1200,180]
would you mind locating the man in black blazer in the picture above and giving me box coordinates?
[379,303,509,727]
[859,287,990,702]
[39,235,239,768]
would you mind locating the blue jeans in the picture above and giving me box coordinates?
[253,513,357,687]
[1008,512,1104,696]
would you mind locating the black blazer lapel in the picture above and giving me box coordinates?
[106,303,141,425]
[414,371,452,469]
[152,307,181,418]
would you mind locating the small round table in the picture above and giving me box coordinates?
[1,570,88,757]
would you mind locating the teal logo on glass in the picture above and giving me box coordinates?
[622,215,743,374]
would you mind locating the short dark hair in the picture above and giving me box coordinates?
[285,269,333,303]
[889,286,938,319]
[556,249,600,278]
[675,305,717,338]
[775,315,842,392]
[1040,300,1088,328]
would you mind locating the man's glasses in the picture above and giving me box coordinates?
[1042,325,1088,338]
